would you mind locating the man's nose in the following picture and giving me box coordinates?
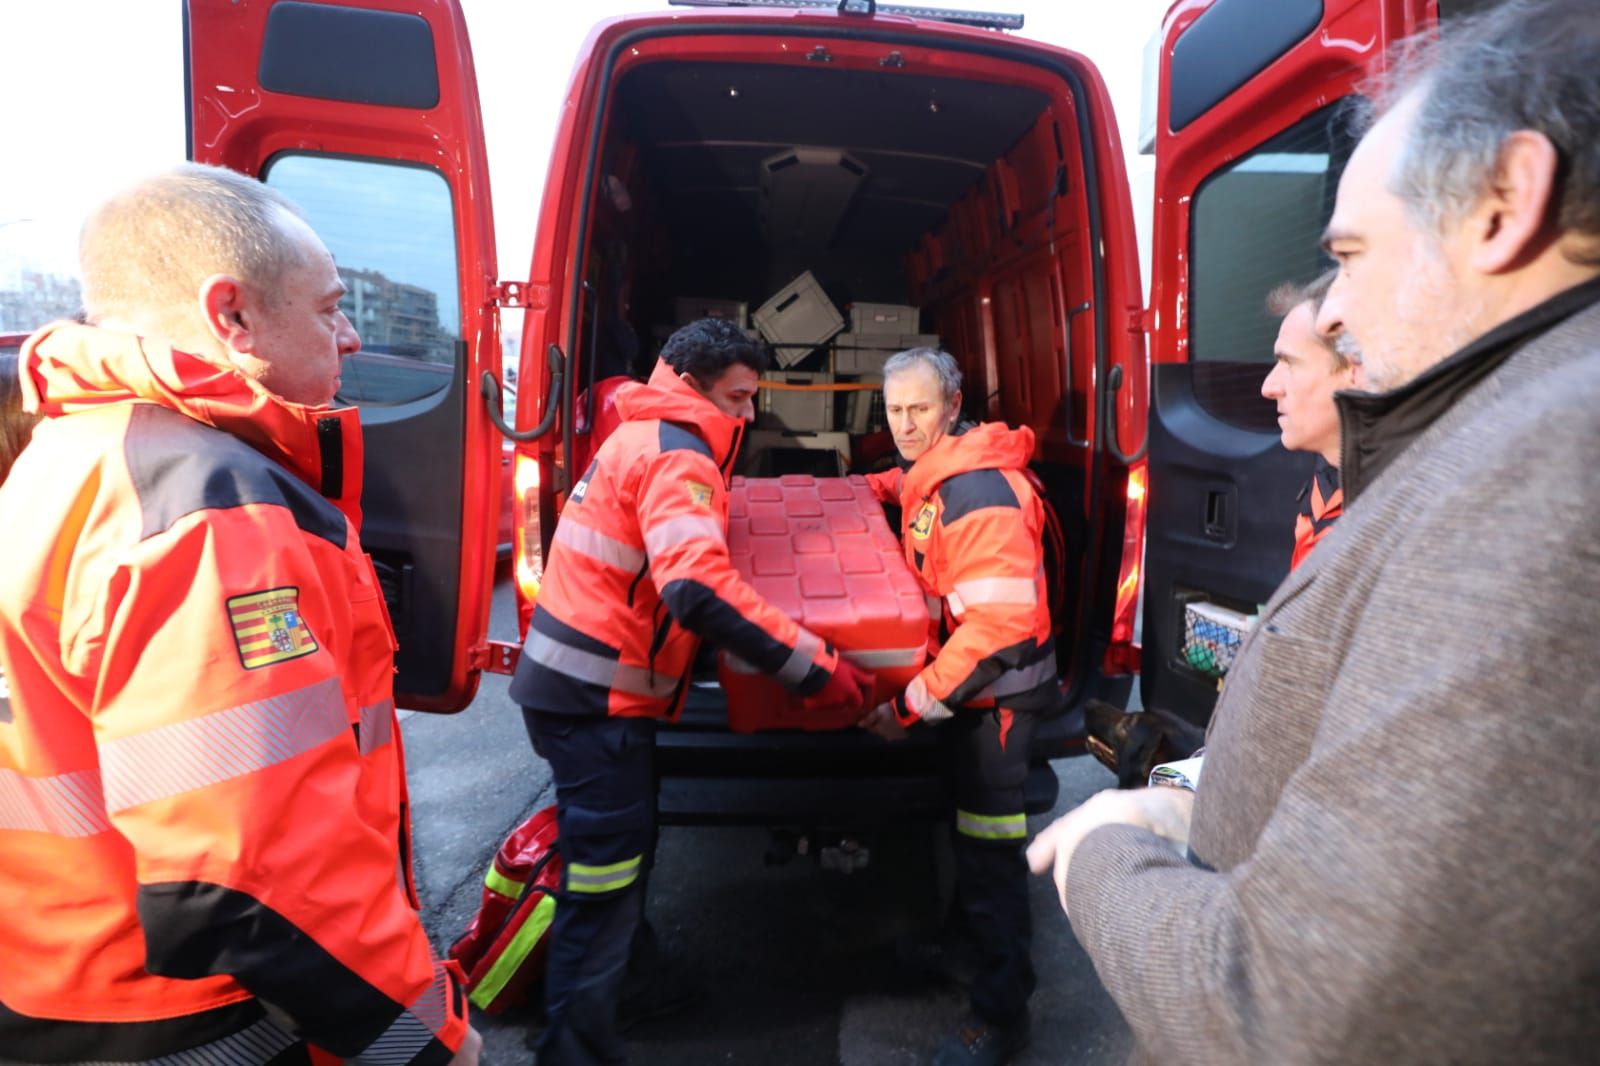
[338,313,361,356]
[1261,365,1284,399]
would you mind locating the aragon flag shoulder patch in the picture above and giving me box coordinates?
[228,587,319,670]
[685,479,714,508]
[910,501,938,541]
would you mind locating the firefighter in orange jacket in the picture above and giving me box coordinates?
[862,348,1056,1066]
[0,166,478,1065]
[1261,271,1354,571]
[510,318,872,1065]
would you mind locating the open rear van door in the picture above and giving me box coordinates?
[185,0,503,711]
[1139,0,1432,727]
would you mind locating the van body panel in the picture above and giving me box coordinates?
[185,0,502,711]
[1138,0,1435,726]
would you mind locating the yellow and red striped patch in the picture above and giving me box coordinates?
[227,587,318,670]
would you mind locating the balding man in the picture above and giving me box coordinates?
[1028,2,1600,1063]
[0,165,480,1064]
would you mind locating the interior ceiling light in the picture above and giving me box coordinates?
[928,97,941,114]
[728,85,740,98]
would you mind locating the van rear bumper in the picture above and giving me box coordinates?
[655,686,1086,827]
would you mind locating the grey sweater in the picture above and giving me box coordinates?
[1068,289,1600,1065]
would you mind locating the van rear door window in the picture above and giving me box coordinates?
[1187,101,1358,430]
[264,154,460,407]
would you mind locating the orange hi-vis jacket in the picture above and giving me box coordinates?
[0,324,468,1064]
[866,423,1057,724]
[1290,462,1344,571]
[511,359,841,719]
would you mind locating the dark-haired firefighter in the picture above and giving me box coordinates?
[509,318,874,1066]
[861,348,1057,1066]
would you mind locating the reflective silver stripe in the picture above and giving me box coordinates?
[359,699,396,755]
[355,961,452,1065]
[952,576,1038,607]
[643,513,725,558]
[555,520,646,572]
[955,809,1028,841]
[67,1013,301,1065]
[100,678,348,813]
[567,854,643,893]
[906,675,953,723]
[924,593,943,619]
[844,647,925,670]
[978,657,1059,701]
[524,631,681,699]
[775,628,823,688]
[0,766,111,837]
[946,590,966,619]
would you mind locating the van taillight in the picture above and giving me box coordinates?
[514,452,543,605]
[1104,459,1147,675]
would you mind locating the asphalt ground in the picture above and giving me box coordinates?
[400,580,1134,1065]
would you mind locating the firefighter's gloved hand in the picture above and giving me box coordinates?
[858,702,909,742]
[805,657,874,713]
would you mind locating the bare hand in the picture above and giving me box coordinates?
[1026,787,1195,917]
[448,1026,484,1066]
[858,702,908,742]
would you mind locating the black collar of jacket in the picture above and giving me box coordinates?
[1336,273,1600,502]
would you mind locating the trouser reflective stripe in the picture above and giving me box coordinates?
[567,855,643,894]
[955,809,1028,841]
[470,894,558,1011]
[484,864,524,899]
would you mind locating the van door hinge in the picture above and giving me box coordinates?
[487,281,550,310]
[471,640,522,675]
[1129,307,1156,335]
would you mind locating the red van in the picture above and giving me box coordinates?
[183,0,1453,825]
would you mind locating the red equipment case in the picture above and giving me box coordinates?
[722,475,929,731]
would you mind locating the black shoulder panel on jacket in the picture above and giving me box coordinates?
[937,468,1019,526]
[126,405,347,549]
[658,421,713,459]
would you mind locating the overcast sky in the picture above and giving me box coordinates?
[0,0,1168,289]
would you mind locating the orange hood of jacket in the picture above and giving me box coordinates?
[613,358,744,473]
[903,421,1037,498]
[21,321,365,526]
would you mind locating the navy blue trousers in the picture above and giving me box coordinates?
[524,712,657,1066]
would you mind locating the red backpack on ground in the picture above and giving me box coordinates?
[448,804,562,1014]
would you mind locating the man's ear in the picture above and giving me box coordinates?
[949,388,964,427]
[198,274,254,353]
[1470,130,1561,275]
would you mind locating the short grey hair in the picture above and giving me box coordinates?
[1375,0,1600,263]
[1267,269,1347,369]
[80,163,309,325]
[881,346,962,406]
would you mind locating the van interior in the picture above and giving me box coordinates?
[570,49,1119,697]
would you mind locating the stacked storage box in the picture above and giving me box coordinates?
[835,302,937,432]
[753,271,844,368]
[722,475,929,731]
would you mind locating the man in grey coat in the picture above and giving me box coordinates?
[1027,1,1600,1063]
